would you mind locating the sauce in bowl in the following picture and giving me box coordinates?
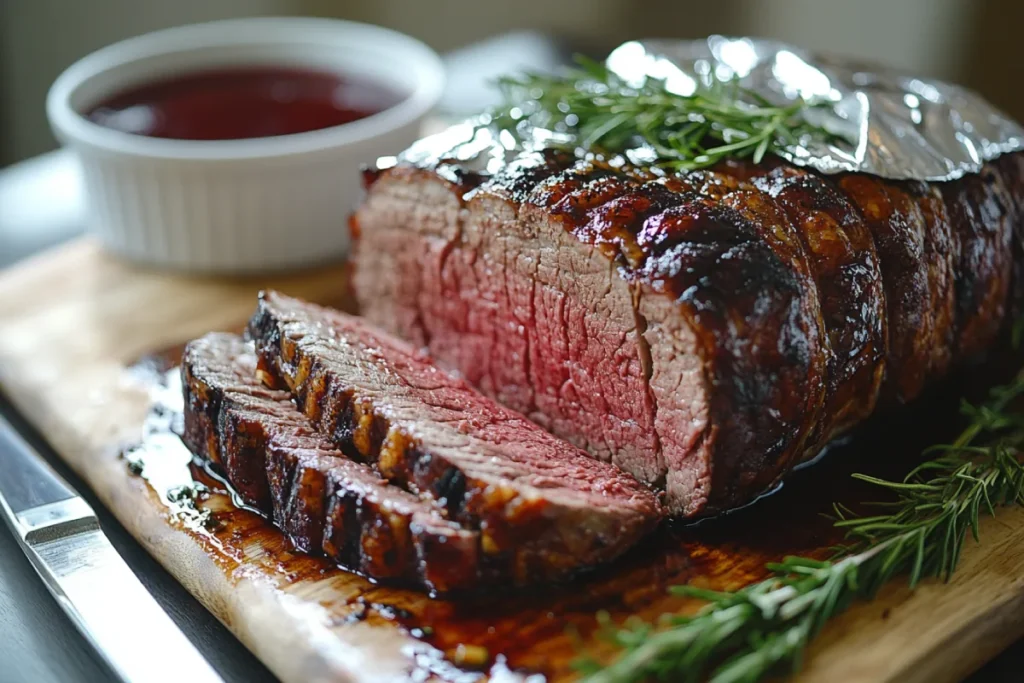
[86,66,403,140]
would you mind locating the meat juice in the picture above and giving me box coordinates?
[123,339,1001,680]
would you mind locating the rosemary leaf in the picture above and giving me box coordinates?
[493,56,844,172]
[580,369,1024,683]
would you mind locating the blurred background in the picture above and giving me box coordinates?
[6,0,1021,266]
[1,0,1021,264]
[2,0,1022,166]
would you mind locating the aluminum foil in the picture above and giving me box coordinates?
[388,36,1024,183]
[609,37,1024,181]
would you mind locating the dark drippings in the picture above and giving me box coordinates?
[121,342,1010,681]
[87,66,403,140]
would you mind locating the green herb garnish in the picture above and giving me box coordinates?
[577,370,1024,683]
[493,56,844,171]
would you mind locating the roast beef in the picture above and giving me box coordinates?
[247,291,662,581]
[350,124,1024,516]
[181,333,483,592]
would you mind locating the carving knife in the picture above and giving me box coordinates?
[0,413,224,683]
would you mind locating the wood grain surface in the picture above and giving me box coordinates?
[0,393,280,683]
[1,238,1024,683]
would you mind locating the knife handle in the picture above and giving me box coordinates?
[0,414,78,516]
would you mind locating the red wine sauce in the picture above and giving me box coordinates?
[86,66,402,140]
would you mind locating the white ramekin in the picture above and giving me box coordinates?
[46,17,445,273]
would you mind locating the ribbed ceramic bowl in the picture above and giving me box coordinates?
[46,17,445,272]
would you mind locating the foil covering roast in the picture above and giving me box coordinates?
[391,36,1024,184]
[607,36,1024,181]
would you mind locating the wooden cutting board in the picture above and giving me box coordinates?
[2,238,1024,683]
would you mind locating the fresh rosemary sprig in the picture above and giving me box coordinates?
[493,56,843,171]
[578,370,1024,683]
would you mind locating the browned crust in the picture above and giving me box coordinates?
[743,164,886,437]
[487,159,825,513]
[180,333,483,594]
[994,154,1024,322]
[358,138,1024,515]
[247,294,662,581]
[940,166,1015,359]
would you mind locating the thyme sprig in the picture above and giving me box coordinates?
[494,56,844,171]
[579,370,1024,683]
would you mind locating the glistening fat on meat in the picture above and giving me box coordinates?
[180,333,483,593]
[181,324,662,590]
[247,291,663,582]
[351,124,1024,517]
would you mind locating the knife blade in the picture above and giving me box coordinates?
[0,413,224,683]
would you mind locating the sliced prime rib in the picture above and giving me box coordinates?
[247,291,662,580]
[181,332,483,592]
[350,123,1024,516]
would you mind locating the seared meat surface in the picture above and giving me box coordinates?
[247,291,663,581]
[181,333,481,592]
[351,124,1024,516]
[182,324,661,589]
